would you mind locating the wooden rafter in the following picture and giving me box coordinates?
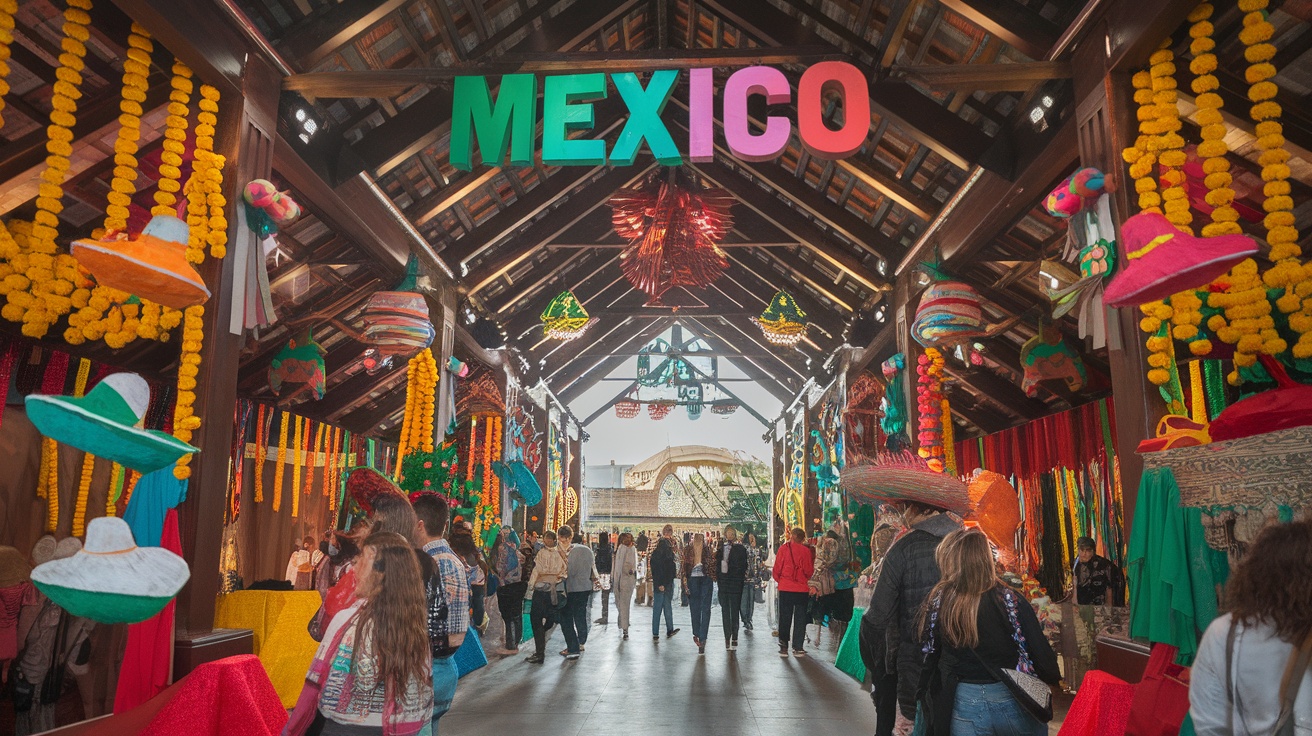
[277,0,410,71]
[936,0,1063,60]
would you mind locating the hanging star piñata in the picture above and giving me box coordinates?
[610,170,733,305]
[540,290,593,341]
[758,291,808,347]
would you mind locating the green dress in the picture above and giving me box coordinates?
[1126,467,1229,664]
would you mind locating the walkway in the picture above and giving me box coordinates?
[443,598,874,736]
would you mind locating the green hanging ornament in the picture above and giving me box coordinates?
[758,291,807,347]
[540,290,593,341]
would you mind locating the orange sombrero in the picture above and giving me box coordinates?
[71,214,210,309]
[1104,212,1256,308]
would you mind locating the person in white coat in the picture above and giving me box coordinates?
[613,532,639,640]
[1190,519,1312,736]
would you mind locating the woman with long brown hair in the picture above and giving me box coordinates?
[286,532,434,736]
[915,529,1059,736]
[1190,519,1312,735]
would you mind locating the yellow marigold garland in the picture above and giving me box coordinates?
[171,304,204,479]
[291,414,303,518]
[1124,70,1160,213]
[154,61,192,216]
[40,437,59,533]
[197,85,228,259]
[70,359,94,538]
[396,348,438,471]
[0,0,17,128]
[940,398,956,476]
[1148,43,1191,233]
[0,0,94,338]
[273,410,289,512]
[1188,4,1240,238]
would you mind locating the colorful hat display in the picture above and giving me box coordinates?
[25,372,199,474]
[840,451,971,514]
[243,179,301,228]
[1103,212,1257,308]
[71,214,211,309]
[758,291,808,347]
[30,517,190,624]
[362,256,435,354]
[1043,168,1109,219]
[1209,356,1312,442]
[540,290,593,341]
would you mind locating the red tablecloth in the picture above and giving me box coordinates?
[140,654,287,736]
[1058,670,1135,736]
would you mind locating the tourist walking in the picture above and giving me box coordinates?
[773,527,814,657]
[286,532,434,736]
[413,494,468,732]
[613,532,639,640]
[716,526,749,652]
[683,533,713,654]
[650,536,680,642]
[594,531,613,625]
[558,526,598,660]
[491,528,525,655]
[859,513,907,736]
[809,533,839,647]
[525,530,568,664]
[863,501,962,735]
[1190,519,1312,735]
[741,532,762,632]
[916,529,1060,736]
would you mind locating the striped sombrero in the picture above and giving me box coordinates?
[841,451,970,514]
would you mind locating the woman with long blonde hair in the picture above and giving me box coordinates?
[286,532,434,736]
[682,532,714,655]
[914,529,1059,736]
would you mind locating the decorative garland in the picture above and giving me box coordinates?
[0,0,94,338]
[940,398,956,476]
[0,0,15,128]
[253,403,268,502]
[291,414,304,518]
[39,438,58,532]
[273,410,289,512]
[396,348,438,469]
[71,359,94,538]
[472,414,503,544]
[106,463,125,517]
[171,304,204,479]
[1189,5,1240,239]
[916,348,945,467]
[198,85,228,259]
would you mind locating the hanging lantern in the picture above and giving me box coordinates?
[361,255,436,356]
[647,402,674,421]
[614,399,641,419]
[710,402,739,416]
[540,290,593,341]
[758,291,808,347]
[610,171,734,305]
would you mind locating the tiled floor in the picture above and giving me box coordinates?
[444,597,874,736]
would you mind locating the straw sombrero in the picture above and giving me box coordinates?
[30,517,189,624]
[0,546,30,588]
[1103,212,1256,308]
[71,214,210,309]
[25,372,199,474]
[346,467,408,515]
[841,451,971,514]
[967,470,1021,553]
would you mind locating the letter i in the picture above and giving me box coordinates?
[689,68,714,163]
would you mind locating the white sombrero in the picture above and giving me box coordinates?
[25,372,198,474]
[30,517,190,624]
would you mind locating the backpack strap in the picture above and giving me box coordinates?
[1274,629,1312,734]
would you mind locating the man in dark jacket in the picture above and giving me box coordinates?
[861,502,962,735]
[1073,536,1124,606]
[714,525,750,651]
[649,536,680,641]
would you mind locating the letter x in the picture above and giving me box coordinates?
[609,70,683,166]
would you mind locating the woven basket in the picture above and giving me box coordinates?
[1142,425,1312,510]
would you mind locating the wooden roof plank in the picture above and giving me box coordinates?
[278,0,410,71]
[936,0,1063,60]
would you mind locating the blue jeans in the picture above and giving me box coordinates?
[687,576,713,642]
[741,584,755,626]
[431,655,458,733]
[950,682,1046,736]
[560,591,591,653]
[652,586,676,637]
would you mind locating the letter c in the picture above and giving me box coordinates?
[723,66,791,162]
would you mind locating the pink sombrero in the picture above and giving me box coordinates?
[841,451,970,514]
[1103,212,1257,308]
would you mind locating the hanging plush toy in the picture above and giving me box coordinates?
[242,179,301,233]
[269,328,327,399]
[912,263,1020,360]
[1019,322,1087,397]
[361,255,435,356]
[1042,167,1118,349]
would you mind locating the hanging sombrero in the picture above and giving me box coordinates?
[1103,212,1257,308]
[841,451,970,514]
[25,372,199,474]
[1209,356,1312,442]
[346,467,408,515]
[30,516,190,624]
[491,460,543,506]
[71,214,210,309]
[966,470,1021,554]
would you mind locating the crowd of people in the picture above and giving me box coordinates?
[279,483,1312,736]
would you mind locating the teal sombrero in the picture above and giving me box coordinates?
[24,372,198,474]
[30,516,190,624]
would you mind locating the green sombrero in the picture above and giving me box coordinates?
[30,516,190,624]
[25,372,198,474]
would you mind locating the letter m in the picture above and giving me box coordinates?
[450,74,538,171]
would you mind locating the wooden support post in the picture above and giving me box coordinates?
[175,55,280,649]
[568,431,583,529]
[435,289,457,445]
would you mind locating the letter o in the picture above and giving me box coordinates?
[798,61,870,160]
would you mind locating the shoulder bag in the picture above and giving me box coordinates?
[970,589,1052,723]
[1228,619,1312,736]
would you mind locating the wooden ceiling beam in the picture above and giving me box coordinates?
[936,0,1062,60]
[485,248,616,316]
[692,160,888,293]
[348,0,643,175]
[680,317,802,402]
[554,318,676,401]
[462,163,656,293]
[942,362,1050,420]
[277,0,409,71]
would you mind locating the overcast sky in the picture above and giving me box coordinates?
[567,324,782,466]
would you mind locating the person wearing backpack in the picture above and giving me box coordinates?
[915,529,1060,736]
[773,527,815,657]
[1190,519,1312,736]
[413,494,467,733]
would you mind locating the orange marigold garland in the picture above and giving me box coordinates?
[291,414,304,518]
[253,403,268,502]
[0,0,16,128]
[272,410,289,512]
[70,358,94,538]
[396,348,438,472]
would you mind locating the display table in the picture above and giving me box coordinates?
[214,590,322,707]
[834,606,866,682]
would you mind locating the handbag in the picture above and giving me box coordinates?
[452,626,487,678]
[284,610,355,736]
[1124,642,1189,736]
[970,589,1053,723]
[1228,620,1312,736]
